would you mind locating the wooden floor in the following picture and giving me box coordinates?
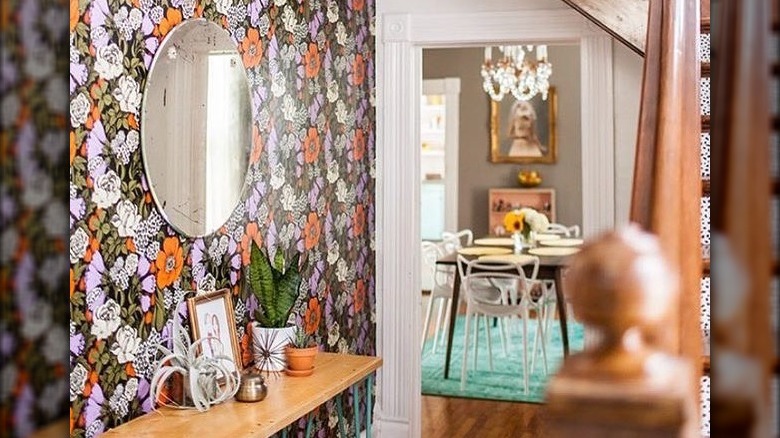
[422,396,543,437]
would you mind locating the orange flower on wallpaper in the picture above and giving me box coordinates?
[240,222,262,265]
[70,131,77,164]
[155,237,183,289]
[303,127,321,164]
[303,43,321,78]
[156,8,182,38]
[70,268,75,298]
[353,279,365,313]
[250,125,263,164]
[303,212,321,250]
[240,329,251,367]
[241,28,263,68]
[352,0,365,11]
[304,297,321,335]
[70,0,79,31]
[352,128,365,161]
[352,53,365,85]
[353,204,365,237]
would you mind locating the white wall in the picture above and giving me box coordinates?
[613,40,644,225]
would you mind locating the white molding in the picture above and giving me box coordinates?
[377,9,614,437]
[580,36,615,236]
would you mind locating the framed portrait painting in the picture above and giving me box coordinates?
[489,87,557,164]
[187,288,242,374]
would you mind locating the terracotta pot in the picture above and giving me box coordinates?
[284,345,318,374]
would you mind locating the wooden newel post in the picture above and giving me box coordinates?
[544,226,698,437]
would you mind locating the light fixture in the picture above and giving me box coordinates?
[481,45,552,102]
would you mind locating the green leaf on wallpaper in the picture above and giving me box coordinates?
[154,293,167,331]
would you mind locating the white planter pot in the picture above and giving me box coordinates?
[250,323,296,372]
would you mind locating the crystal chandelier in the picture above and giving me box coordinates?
[481,45,552,102]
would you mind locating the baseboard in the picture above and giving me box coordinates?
[374,416,411,437]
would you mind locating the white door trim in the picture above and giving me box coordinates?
[375,9,613,437]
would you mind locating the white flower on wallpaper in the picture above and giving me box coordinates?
[271,71,286,97]
[91,299,122,340]
[335,179,354,204]
[111,129,139,165]
[21,302,52,341]
[326,81,338,103]
[215,0,232,15]
[274,0,286,6]
[124,378,138,401]
[335,22,347,46]
[327,241,340,265]
[1,228,18,265]
[93,170,121,209]
[22,170,53,209]
[110,326,141,364]
[42,326,68,365]
[111,200,141,237]
[114,7,142,41]
[2,93,20,129]
[113,76,142,115]
[327,321,340,346]
[270,163,285,189]
[70,363,88,402]
[326,1,339,23]
[95,44,124,80]
[109,383,130,417]
[109,257,130,289]
[70,228,88,263]
[70,93,90,127]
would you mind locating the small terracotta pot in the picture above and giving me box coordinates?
[284,345,318,374]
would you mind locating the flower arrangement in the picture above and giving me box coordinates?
[503,207,550,240]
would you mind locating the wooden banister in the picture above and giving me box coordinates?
[629,0,702,364]
[710,0,776,434]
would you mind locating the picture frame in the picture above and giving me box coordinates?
[187,288,242,375]
[489,87,558,164]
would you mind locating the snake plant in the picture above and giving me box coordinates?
[247,241,303,328]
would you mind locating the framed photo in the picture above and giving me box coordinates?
[489,87,557,164]
[187,288,242,374]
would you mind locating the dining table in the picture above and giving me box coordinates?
[436,238,576,380]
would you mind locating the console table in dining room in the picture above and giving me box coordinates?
[436,250,571,380]
[102,353,382,438]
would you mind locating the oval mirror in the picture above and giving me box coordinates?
[142,18,251,237]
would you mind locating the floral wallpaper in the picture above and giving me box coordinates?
[1,0,71,435]
[69,0,375,436]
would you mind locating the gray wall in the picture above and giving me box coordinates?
[423,45,582,237]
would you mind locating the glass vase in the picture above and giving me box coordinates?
[512,232,523,254]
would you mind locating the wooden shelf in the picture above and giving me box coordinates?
[103,353,382,437]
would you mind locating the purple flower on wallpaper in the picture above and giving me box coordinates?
[85,251,106,293]
[307,258,323,296]
[267,35,280,70]
[308,9,323,40]
[251,85,267,119]
[137,378,153,413]
[87,120,108,178]
[0,188,15,224]
[1,330,15,356]
[246,185,263,221]
[90,0,110,48]
[264,221,277,253]
[248,0,267,27]
[308,93,323,124]
[70,331,85,357]
[14,253,34,314]
[70,61,88,94]
[17,122,38,181]
[308,178,323,210]
[84,382,105,424]
[14,384,34,438]
[228,238,241,284]
[246,293,259,320]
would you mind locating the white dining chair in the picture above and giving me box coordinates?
[457,255,548,393]
[545,223,581,238]
[420,242,454,354]
[440,229,474,253]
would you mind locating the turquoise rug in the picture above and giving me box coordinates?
[421,316,584,403]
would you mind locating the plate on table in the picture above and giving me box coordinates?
[473,237,514,246]
[457,246,513,256]
[528,247,581,257]
[533,233,562,242]
[478,254,537,264]
[539,238,584,247]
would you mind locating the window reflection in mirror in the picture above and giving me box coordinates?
[142,19,251,237]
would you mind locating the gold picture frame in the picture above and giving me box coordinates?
[187,288,242,374]
[489,87,558,164]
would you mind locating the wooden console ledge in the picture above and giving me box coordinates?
[103,353,382,437]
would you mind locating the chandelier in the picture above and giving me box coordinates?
[481,45,552,102]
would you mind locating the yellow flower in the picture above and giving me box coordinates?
[503,210,525,233]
